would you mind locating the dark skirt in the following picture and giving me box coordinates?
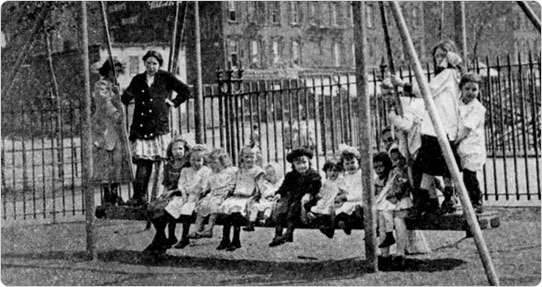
[416,135,461,177]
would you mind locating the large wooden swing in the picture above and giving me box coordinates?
[95,204,501,232]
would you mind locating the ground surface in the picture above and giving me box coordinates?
[1,207,540,286]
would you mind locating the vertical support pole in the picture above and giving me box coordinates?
[460,2,468,69]
[352,1,378,273]
[80,0,97,261]
[194,1,204,144]
[453,2,468,67]
[390,2,499,285]
[167,1,180,135]
[168,1,181,72]
[517,1,542,32]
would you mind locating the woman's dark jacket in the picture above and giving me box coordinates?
[276,168,322,205]
[121,70,190,141]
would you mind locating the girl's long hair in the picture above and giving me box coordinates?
[432,39,463,75]
[166,136,190,162]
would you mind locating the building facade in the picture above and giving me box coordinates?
[184,1,426,84]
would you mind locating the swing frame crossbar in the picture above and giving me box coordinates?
[94,205,500,232]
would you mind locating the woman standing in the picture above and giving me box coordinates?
[91,58,133,205]
[122,50,191,206]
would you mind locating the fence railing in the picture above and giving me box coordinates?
[2,53,540,221]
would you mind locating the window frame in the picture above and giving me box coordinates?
[227,1,237,22]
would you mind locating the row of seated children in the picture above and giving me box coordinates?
[142,140,365,253]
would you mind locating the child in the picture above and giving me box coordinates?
[90,59,132,206]
[456,73,486,213]
[308,160,345,238]
[143,137,190,253]
[390,40,463,214]
[373,152,396,253]
[218,147,265,251]
[244,162,284,230]
[189,148,237,239]
[334,146,364,235]
[164,144,212,249]
[269,148,322,247]
[388,148,415,269]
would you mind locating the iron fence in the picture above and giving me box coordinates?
[2,53,540,221]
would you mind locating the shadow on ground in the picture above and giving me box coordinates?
[2,249,466,284]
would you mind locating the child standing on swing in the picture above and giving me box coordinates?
[456,73,486,213]
[389,39,463,215]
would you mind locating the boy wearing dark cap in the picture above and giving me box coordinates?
[269,148,322,247]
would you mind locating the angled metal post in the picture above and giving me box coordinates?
[517,1,541,32]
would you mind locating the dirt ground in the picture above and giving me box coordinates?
[1,207,540,286]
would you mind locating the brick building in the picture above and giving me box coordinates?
[183,1,426,83]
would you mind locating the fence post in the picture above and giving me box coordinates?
[194,1,204,144]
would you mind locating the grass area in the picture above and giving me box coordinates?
[1,207,540,285]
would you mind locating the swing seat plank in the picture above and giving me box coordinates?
[95,205,500,231]
[404,211,501,231]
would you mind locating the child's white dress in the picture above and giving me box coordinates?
[457,98,486,172]
[164,166,212,219]
[221,166,264,216]
[335,169,363,215]
[311,176,345,215]
[248,178,282,222]
[197,166,237,217]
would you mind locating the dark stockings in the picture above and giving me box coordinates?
[133,160,154,201]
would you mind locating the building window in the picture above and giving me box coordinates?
[129,56,139,75]
[366,4,374,28]
[228,39,239,68]
[256,2,266,25]
[270,2,280,24]
[250,40,260,68]
[333,42,341,67]
[247,2,255,23]
[272,40,280,64]
[331,3,338,26]
[309,2,318,26]
[352,44,356,66]
[292,40,301,65]
[412,6,420,26]
[291,2,299,24]
[228,1,237,22]
[350,4,354,27]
